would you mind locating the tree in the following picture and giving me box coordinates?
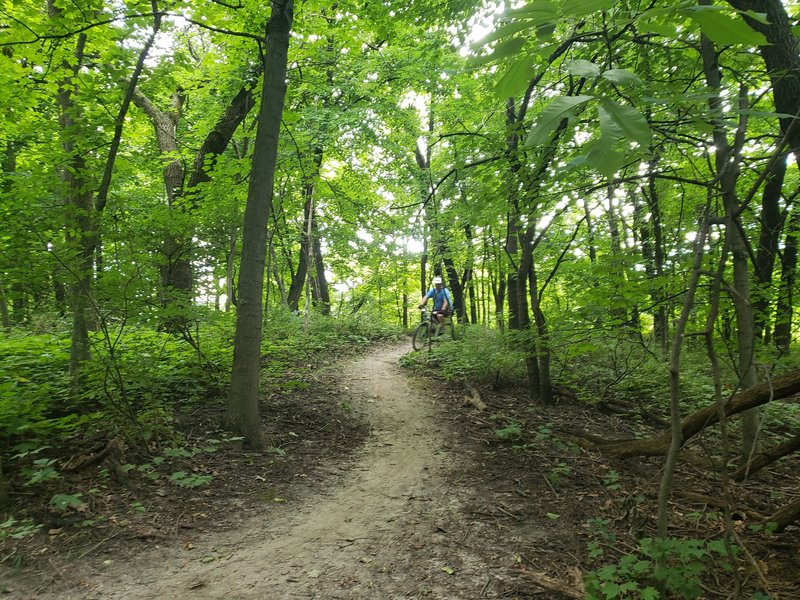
[226,0,295,450]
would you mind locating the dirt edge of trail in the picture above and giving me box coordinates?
[8,342,518,600]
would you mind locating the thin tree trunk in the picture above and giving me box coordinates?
[752,157,787,341]
[774,206,798,352]
[701,28,760,461]
[227,0,294,451]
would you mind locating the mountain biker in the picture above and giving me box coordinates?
[418,276,452,325]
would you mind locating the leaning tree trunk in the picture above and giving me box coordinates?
[226,0,294,451]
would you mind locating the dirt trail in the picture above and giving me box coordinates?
[32,343,503,599]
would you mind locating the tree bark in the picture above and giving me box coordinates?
[752,157,787,342]
[730,431,800,482]
[50,21,93,379]
[766,497,800,532]
[701,29,760,461]
[227,0,294,451]
[601,368,800,458]
[773,206,798,353]
[130,87,193,311]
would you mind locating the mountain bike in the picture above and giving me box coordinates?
[412,308,456,351]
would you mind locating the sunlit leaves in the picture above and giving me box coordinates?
[599,100,650,148]
[526,95,594,148]
[685,6,767,46]
[494,57,535,99]
[562,0,615,19]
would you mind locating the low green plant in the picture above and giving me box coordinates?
[585,536,737,599]
[547,461,572,485]
[603,469,621,491]
[21,458,60,486]
[168,471,213,488]
[494,420,523,441]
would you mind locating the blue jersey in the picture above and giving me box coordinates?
[425,287,452,311]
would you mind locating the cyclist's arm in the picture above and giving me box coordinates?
[418,289,432,308]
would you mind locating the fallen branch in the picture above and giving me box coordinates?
[465,386,488,411]
[766,496,800,533]
[730,431,800,481]
[515,566,585,599]
[598,369,800,459]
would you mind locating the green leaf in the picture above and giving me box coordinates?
[50,493,83,510]
[509,0,559,25]
[599,99,651,147]
[495,57,535,100]
[586,137,626,177]
[562,0,615,18]
[474,20,534,46]
[741,10,769,25]
[563,59,601,78]
[490,37,527,61]
[687,8,767,46]
[526,95,594,147]
[601,68,643,86]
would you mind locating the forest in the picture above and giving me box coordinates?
[1,0,800,597]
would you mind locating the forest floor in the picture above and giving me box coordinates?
[2,340,800,599]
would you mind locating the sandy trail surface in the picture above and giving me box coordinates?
[31,343,503,599]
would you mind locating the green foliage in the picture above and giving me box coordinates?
[585,537,737,599]
[494,420,523,441]
[402,326,525,386]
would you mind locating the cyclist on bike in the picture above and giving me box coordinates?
[418,276,452,325]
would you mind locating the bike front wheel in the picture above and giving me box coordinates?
[412,322,431,351]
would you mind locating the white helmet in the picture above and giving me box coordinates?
[432,276,442,284]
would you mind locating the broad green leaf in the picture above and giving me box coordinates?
[495,57,535,100]
[563,59,601,78]
[600,99,651,147]
[586,137,626,177]
[525,95,594,147]
[509,0,559,26]
[474,20,535,46]
[562,0,615,18]
[601,68,643,86]
[536,22,556,41]
[598,105,625,140]
[640,18,682,38]
[687,8,767,46]
[741,10,769,25]
[490,37,527,61]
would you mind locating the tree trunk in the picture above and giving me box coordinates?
[773,206,798,353]
[600,368,800,459]
[50,22,93,379]
[130,87,192,319]
[227,0,294,451]
[766,497,800,532]
[727,0,800,168]
[752,157,787,342]
[0,278,10,333]
[286,196,312,312]
[730,431,800,482]
[701,30,760,461]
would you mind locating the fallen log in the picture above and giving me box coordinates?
[766,497,800,533]
[599,369,800,459]
[465,386,488,411]
[730,431,800,481]
[515,566,585,599]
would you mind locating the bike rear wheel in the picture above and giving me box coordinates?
[412,322,430,351]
